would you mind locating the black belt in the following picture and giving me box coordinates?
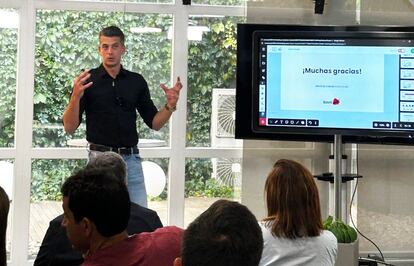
[89,144,139,155]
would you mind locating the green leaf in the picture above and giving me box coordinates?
[33,93,47,104]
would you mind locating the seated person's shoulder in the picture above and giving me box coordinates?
[133,203,158,216]
[321,230,337,240]
[321,230,338,248]
[137,226,183,241]
[50,214,64,225]
[145,226,183,252]
[153,226,183,236]
[129,203,163,230]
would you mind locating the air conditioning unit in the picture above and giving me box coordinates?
[211,88,242,148]
[211,89,242,187]
[211,158,242,188]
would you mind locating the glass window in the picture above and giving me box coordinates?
[29,159,87,259]
[34,10,172,147]
[360,0,414,24]
[145,158,169,225]
[184,158,241,227]
[187,15,244,147]
[65,0,172,3]
[0,9,18,148]
[192,0,245,6]
[29,157,168,258]
[357,152,414,255]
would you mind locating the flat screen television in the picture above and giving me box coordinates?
[236,23,414,145]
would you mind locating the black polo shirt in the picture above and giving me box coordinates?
[78,64,158,147]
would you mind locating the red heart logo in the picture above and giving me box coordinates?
[333,98,340,105]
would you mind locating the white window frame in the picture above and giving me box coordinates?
[0,0,245,264]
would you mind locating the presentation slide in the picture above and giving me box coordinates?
[277,51,384,113]
[260,43,402,129]
[251,29,414,138]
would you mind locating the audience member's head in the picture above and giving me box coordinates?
[175,199,263,266]
[263,159,322,239]
[60,168,130,254]
[0,186,9,266]
[86,151,127,181]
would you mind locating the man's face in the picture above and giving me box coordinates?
[98,36,125,68]
[62,197,89,253]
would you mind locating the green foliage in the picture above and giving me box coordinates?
[0,10,241,201]
[0,28,17,147]
[185,177,233,198]
[204,178,233,197]
[33,10,173,147]
[191,0,244,6]
[185,158,233,198]
[31,159,87,201]
[187,16,243,146]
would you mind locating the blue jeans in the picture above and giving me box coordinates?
[88,151,147,207]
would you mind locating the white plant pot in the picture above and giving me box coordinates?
[335,238,359,266]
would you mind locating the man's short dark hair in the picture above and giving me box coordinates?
[99,25,125,44]
[181,199,263,266]
[86,151,127,181]
[61,168,130,237]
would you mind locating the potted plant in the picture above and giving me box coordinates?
[323,216,359,266]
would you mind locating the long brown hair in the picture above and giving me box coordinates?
[263,159,322,239]
[0,186,9,266]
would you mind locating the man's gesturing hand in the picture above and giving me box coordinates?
[72,70,93,99]
[160,76,182,110]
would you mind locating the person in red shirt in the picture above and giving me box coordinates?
[61,167,182,266]
[34,151,163,266]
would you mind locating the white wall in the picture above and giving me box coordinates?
[241,140,330,219]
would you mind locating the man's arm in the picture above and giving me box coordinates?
[151,106,173,131]
[152,77,182,130]
[63,70,93,134]
[63,95,82,134]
